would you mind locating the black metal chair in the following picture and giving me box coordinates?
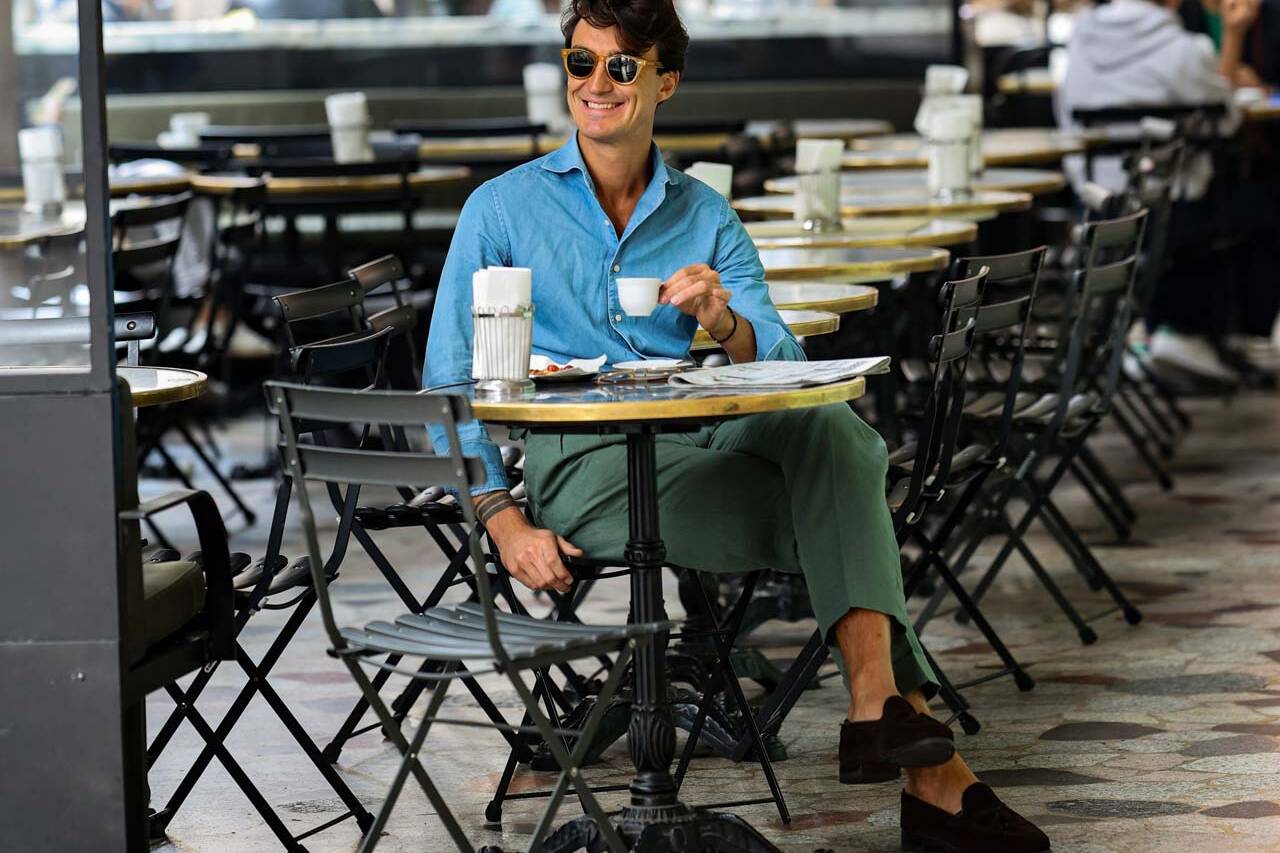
[696,270,989,763]
[937,211,1151,644]
[392,117,548,168]
[199,124,334,158]
[111,191,193,341]
[144,322,389,849]
[268,381,670,853]
[109,141,234,171]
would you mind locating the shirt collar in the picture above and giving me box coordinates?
[542,132,682,189]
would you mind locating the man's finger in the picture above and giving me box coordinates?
[557,535,585,556]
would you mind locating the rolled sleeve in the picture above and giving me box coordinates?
[424,184,513,494]
[713,203,806,363]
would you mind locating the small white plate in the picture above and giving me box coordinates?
[613,358,687,371]
[530,354,605,382]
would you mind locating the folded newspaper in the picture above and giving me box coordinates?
[669,357,891,388]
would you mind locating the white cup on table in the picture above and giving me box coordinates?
[325,92,374,163]
[18,125,66,213]
[617,277,661,316]
[523,62,570,134]
[168,111,210,147]
[926,108,973,199]
[685,161,734,198]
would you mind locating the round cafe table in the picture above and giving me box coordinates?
[767,281,877,314]
[745,118,893,142]
[189,166,471,199]
[997,69,1057,97]
[0,196,171,250]
[763,167,1066,197]
[843,128,1099,169]
[691,307,839,351]
[461,375,867,850]
[0,365,207,407]
[758,246,950,282]
[734,188,1032,221]
[119,366,208,407]
[745,216,977,250]
[418,132,735,163]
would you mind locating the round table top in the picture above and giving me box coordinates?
[465,374,866,426]
[745,118,894,141]
[0,197,159,249]
[844,129,1098,169]
[734,188,1032,220]
[1245,101,1280,123]
[763,167,1066,197]
[746,216,978,250]
[758,245,950,282]
[997,69,1057,96]
[418,132,733,161]
[119,366,208,407]
[691,307,840,350]
[767,281,878,314]
[191,165,472,197]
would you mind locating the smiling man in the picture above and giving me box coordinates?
[424,1,1049,850]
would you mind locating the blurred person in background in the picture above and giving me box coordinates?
[1059,0,1279,387]
[1182,0,1280,88]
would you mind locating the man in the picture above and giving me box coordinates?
[426,2,1048,850]
[1058,0,1276,386]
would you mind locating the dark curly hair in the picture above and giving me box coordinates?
[561,0,690,74]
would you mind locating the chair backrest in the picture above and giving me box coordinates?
[390,117,547,139]
[111,192,193,281]
[109,141,233,170]
[896,268,985,528]
[347,254,420,380]
[0,312,154,366]
[265,382,494,654]
[199,124,333,158]
[1056,209,1148,426]
[953,246,1046,456]
[244,155,418,179]
[273,277,390,381]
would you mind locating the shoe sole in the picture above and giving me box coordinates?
[902,832,1050,853]
[839,762,900,784]
[885,736,956,768]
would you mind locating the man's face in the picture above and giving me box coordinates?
[566,20,679,146]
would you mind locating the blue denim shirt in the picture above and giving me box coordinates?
[424,133,805,493]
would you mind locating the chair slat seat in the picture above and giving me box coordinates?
[340,603,664,665]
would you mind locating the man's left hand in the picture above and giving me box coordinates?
[660,264,732,338]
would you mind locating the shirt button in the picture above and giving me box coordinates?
[614,314,622,322]
[612,264,621,273]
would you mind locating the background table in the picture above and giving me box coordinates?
[418,132,735,162]
[745,118,893,142]
[467,376,865,849]
[691,307,840,350]
[119,366,208,407]
[758,246,950,283]
[734,188,1032,220]
[763,167,1066,197]
[843,128,1099,169]
[767,282,877,314]
[745,217,977,250]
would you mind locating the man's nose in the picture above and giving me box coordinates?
[587,59,615,94]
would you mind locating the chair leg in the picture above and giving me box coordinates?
[919,646,981,736]
[731,629,829,763]
[174,419,257,526]
[1068,458,1132,541]
[1078,444,1138,523]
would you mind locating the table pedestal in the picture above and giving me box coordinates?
[545,429,781,852]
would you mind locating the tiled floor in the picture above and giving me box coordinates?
[145,382,1280,852]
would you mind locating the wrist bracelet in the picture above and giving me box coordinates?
[475,492,517,525]
[711,306,739,344]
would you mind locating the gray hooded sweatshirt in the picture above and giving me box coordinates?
[1057,0,1234,196]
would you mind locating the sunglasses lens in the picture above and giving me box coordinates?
[607,54,640,84]
[565,50,596,79]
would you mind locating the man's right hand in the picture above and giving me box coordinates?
[484,504,581,594]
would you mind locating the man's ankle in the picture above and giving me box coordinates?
[847,687,897,722]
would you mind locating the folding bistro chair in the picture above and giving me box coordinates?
[901,247,1046,693]
[703,269,990,756]
[144,324,387,848]
[268,381,671,853]
[933,211,1151,643]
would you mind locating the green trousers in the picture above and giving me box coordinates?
[522,403,936,698]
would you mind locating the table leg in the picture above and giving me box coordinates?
[544,429,781,852]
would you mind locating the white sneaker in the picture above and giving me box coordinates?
[226,324,276,360]
[1148,329,1239,384]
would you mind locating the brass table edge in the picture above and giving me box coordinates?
[471,375,865,424]
[124,368,209,407]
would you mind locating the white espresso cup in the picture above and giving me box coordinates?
[617,277,662,317]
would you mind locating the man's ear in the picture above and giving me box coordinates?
[656,71,681,106]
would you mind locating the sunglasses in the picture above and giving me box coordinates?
[560,47,667,86]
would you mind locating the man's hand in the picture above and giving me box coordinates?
[1223,0,1261,32]
[484,504,581,594]
[660,264,733,340]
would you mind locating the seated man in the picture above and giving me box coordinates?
[1058,0,1276,385]
[426,1,1049,850]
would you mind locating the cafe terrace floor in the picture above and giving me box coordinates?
[146,349,1280,853]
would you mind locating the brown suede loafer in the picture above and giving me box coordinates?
[839,696,956,784]
[900,782,1050,852]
